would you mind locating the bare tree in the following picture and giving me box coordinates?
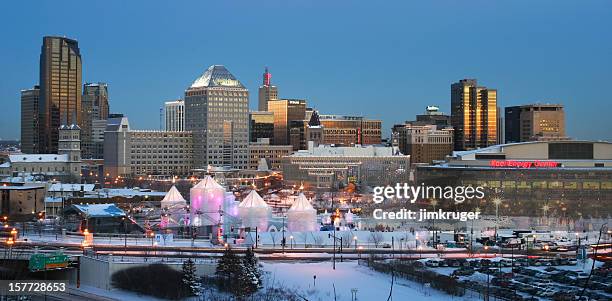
[341,231,353,248]
[311,232,324,247]
[298,232,309,248]
[269,231,278,248]
[368,232,384,248]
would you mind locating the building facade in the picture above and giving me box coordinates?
[81,82,109,159]
[39,36,82,154]
[184,65,249,170]
[318,115,382,146]
[90,119,107,159]
[505,104,567,143]
[3,125,82,182]
[415,106,451,129]
[248,138,293,170]
[282,142,410,189]
[103,116,194,178]
[164,99,185,131]
[257,67,278,111]
[268,99,306,146]
[393,124,453,164]
[0,185,46,219]
[249,111,274,142]
[450,79,497,151]
[20,86,40,154]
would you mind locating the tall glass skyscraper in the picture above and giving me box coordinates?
[81,82,109,158]
[185,65,249,169]
[20,85,40,154]
[39,36,82,154]
[450,79,497,151]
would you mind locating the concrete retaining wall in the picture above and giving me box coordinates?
[79,256,217,290]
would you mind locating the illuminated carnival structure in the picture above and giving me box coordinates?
[160,185,188,228]
[238,190,271,231]
[287,193,318,232]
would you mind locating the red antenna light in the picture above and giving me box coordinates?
[263,67,272,86]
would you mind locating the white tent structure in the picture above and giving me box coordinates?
[238,190,271,231]
[161,186,187,208]
[287,193,318,232]
[190,176,226,226]
[344,211,355,224]
[160,186,188,228]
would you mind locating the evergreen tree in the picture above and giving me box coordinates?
[243,247,262,288]
[182,258,202,296]
[215,247,241,290]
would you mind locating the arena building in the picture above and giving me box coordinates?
[416,140,612,218]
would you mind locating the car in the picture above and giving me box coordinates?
[500,258,513,267]
[452,267,475,277]
[446,259,461,267]
[425,259,440,267]
[381,243,392,248]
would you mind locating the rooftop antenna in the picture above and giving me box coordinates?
[263,67,271,86]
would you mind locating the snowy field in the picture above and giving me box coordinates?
[261,260,464,301]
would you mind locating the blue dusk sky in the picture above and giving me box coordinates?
[0,0,610,141]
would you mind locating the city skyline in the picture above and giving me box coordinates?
[1,0,611,141]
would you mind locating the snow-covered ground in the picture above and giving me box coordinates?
[261,260,464,301]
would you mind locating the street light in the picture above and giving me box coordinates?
[289,235,294,249]
[6,238,14,258]
[353,235,358,251]
[492,197,503,243]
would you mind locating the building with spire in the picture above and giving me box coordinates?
[2,125,82,182]
[258,67,278,111]
[184,65,249,170]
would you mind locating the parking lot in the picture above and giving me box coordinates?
[419,257,612,301]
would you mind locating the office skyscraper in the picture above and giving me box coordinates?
[505,104,566,143]
[268,99,306,146]
[164,100,185,131]
[258,67,278,111]
[249,111,274,142]
[20,86,40,154]
[185,65,249,169]
[450,79,497,150]
[39,36,82,154]
[81,82,109,158]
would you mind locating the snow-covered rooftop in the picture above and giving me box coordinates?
[86,188,166,198]
[9,154,69,163]
[71,204,125,217]
[48,183,95,193]
[291,144,401,157]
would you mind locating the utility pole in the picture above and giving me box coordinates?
[329,232,343,269]
[282,208,286,253]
